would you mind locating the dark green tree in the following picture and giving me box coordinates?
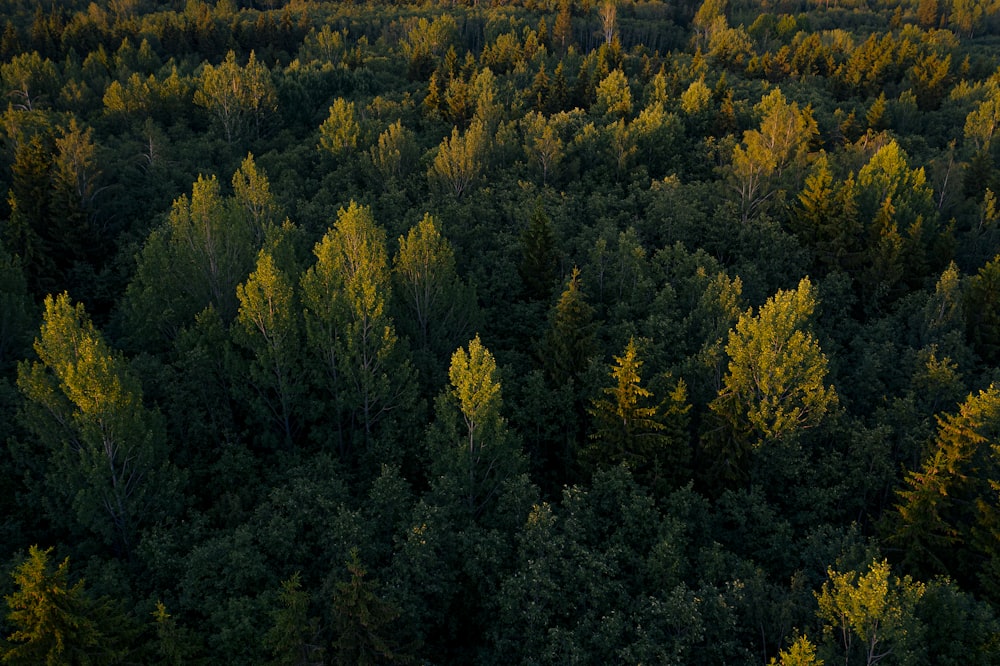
[965,255,1000,365]
[892,385,1000,593]
[519,200,560,301]
[541,267,598,386]
[264,573,323,666]
[330,550,410,666]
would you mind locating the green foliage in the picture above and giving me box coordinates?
[234,250,302,448]
[301,202,416,461]
[194,50,277,143]
[429,335,524,519]
[264,573,323,666]
[318,98,360,157]
[330,550,410,666]
[518,200,559,301]
[586,337,690,490]
[709,277,837,447]
[16,293,179,554]
[1,1,1000,662]
[542,267,598,387]
[124,172,256,348]
[393,213,476,371]
[815,559,924,666]
[892,385,1000,594]
[965,254,1000,365]
[2,546,130,665]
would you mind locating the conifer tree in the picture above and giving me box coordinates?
[2,546,128,665]
[542,267,597,386]
[965,255,1000,365]
[330,550,409,666]
[518,200,559,301]
[893,385,1000,587]
[585,337,690,488]
[265,573,323,666]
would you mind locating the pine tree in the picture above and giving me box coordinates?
[893,385,1000,585]
[519,200,559,301]
[330,550,410,665]
[586,338,666,472]
[2,546,128,665]
[265,573,323,666]
[965,255,1000,365]
[542,267,597,386]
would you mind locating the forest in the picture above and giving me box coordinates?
[2,0,1000,663]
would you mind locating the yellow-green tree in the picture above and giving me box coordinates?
[125,173,257,347]
[769,635,823,666]
[16,294,177,554]
[429,120,488,199]
[232,153,280,246]
[369,120,419,190]
[301,203,415,457]
[2,546,127,665]
[235,250,302,447]
[318,98,360,157]
[429,335,524,518]
[815,559,924,666]
[707,278,837,471]
[392,213,476,363]
[194,50,276,143]
[586,337,692,488]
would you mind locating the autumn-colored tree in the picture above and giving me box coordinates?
[730,88,818,222]
[234,250,303,447]
[393,213,476,366]
[815,559,924,666]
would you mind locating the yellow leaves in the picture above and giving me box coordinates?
[714,277,837,443]
[430,120,488,199]
[449,334,501,434]
[29,293,139,420]
[318,98,360,156]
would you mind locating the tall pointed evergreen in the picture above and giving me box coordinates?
[519,200,559,301]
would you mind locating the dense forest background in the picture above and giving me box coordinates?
[3,0,1000,663]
